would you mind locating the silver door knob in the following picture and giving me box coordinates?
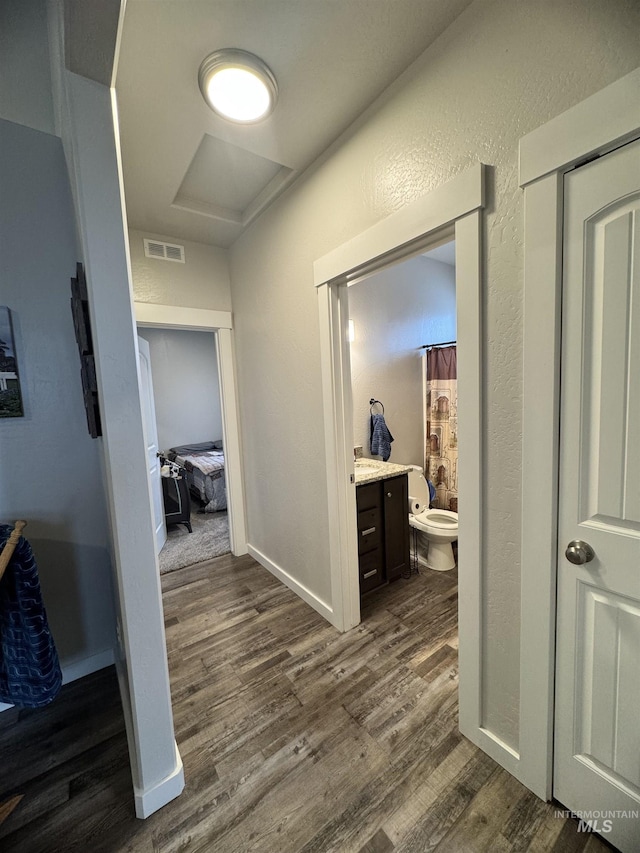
[565,540,595,565]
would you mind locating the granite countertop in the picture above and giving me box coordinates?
[354,458,412,485]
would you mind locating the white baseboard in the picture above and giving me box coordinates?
[247,544,336,627]
[61,647,115,685]
[134,741,185,818]
[0,646,116,713]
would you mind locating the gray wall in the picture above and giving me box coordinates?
[137,327,222,451]
[128,228,231,312]
[229,0,640,750]
[0,117,115,679]
[349,255,455,467]
[0,0,55,135]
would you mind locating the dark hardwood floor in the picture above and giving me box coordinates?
[0,554,611,852]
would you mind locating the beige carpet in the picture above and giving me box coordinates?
[159,511,230,574]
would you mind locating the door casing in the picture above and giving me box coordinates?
[519,66,640,800]
[134,304,248,557]
[315,163,508,771]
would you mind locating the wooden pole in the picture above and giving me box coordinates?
[0,520,27,582]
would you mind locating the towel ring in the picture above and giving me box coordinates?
[369,398,384,414]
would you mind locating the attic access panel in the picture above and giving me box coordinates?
[173,133,292,225]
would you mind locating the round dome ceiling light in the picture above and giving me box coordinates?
[198,49,278,123]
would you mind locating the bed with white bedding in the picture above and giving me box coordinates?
[167,441,226,512]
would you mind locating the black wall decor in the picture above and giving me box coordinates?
[70,263,102,438]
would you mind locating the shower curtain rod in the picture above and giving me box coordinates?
[420,339,456,350]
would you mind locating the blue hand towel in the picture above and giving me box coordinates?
[0,525,62,707]
[370,413,394,462]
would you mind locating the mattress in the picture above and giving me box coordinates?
[167,442,226,512]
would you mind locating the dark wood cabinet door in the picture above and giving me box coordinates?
[383,475,410,581]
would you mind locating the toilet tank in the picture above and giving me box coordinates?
[407,465,431,508]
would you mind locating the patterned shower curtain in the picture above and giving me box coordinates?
[424,345,458,512]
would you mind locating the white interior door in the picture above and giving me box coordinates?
[137,335,167,553]
[554,139,640,851]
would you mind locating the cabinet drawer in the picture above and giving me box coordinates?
[357,506,381,531]
[356,481,380,512]
[357,508,382,554]
[359,549,384,594]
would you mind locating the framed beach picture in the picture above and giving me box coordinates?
[0,307,23,418]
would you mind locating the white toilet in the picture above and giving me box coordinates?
[407,465,458,571]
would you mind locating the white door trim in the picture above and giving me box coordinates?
[59,68,183,817]
[518,66,640,800]
[315,163,508,769]
[135,303,247,557]
[134,302,232,331]
[519,67,640,188]
[314,162,485,285]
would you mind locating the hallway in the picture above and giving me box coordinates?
[0,554,608,852]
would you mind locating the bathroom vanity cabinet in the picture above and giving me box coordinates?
[356,474,410,595]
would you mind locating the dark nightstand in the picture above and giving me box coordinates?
[161,475,192,533]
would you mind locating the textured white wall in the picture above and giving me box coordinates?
[229,0,640,750]
[137,328,222,451]
[0,117,115,674]
[349,255,455,466]
[128,229,231,311]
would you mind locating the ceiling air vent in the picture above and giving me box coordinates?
[143,238,185,263]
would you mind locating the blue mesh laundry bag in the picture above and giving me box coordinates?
[0,525,62,707]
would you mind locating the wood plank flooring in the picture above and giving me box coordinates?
[0,553,614,852]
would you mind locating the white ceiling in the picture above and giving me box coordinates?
[116,0,473,249]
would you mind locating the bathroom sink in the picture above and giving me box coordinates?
[355,464,378,476]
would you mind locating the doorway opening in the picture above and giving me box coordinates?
[134,303,248,565]
[315,162,488,760]
[348,239,457,584]
[137,326,231,574]
[347,237,459,688]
